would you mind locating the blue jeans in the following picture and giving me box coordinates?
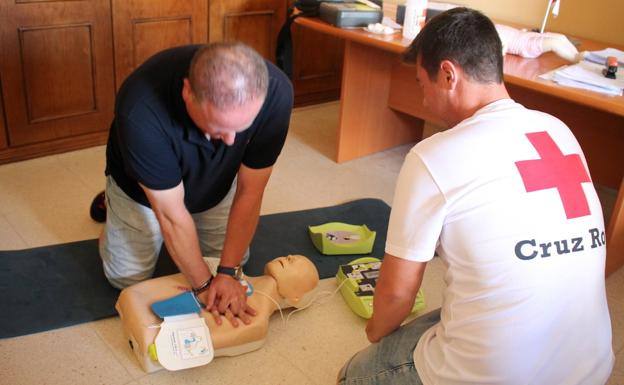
[338,309,441,385]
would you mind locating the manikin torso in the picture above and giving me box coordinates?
[116,273,286,360]
[116,254,319,372]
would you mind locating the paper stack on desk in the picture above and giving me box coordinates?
[584,48,624,67]
[540,60,624,96]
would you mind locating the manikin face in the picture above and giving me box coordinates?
[182,79,264,145]
[265,255,319,304]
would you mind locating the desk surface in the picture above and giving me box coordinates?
[296,17,624,117]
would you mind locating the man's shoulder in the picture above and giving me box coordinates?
[266,59,291,86]
[259,60,293,118]
[411,100,551,166]
[418,99,564,150]
[116,45,198,120]
[265,60,293,101]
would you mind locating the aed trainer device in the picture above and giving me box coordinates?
[319,2,382,28]
[336,257,425,319]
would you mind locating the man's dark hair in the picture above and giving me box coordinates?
[403,7,503,84]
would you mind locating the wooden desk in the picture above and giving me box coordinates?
[295,17,624,276]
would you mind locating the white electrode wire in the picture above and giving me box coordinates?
[285,278,349,323]
[254,289,286,326]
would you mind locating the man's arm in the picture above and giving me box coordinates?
[140,181,212,290]
[203,164,273,325]
[366,254,427,343]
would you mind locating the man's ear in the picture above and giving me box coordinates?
[182,78,193,103]
[439,60,458,90]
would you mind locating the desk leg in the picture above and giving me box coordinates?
[606,177,624,277]
[336,41,423,163]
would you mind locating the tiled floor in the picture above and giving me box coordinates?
[0,102,621,384]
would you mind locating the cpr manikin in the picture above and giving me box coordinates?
[116,255,319,373]
[496,24,582,62]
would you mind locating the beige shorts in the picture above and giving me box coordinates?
[99,176,248,289]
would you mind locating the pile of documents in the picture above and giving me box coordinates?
[540,48,624,96]
[583,48,624,67]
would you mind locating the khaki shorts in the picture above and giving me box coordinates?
[99,176,248,289]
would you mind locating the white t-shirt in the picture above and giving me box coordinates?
[386,99,614,385]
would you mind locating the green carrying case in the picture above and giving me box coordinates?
[336,257,426,319]
[308,222,376,255]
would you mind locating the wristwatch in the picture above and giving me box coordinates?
[217,264,243,280]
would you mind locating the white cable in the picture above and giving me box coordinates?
[254,289,286,326]
[285,278,349,323]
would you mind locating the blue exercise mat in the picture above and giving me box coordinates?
[0,198,390,338]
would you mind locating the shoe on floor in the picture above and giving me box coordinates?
[90,191,106,223]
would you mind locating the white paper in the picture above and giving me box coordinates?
[154,314,214,371]
[539,61,624,96]
[584,48,624,67]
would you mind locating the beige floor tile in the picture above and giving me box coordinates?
[0,154,102,246]
[263,260,443,385]
[90,317,149,381]
[264,278,370,385]
[289,102,340,162]
[0,324,131,385]
[92,312,317,384]
[0,213,27,250]
[134,345,314,385]
[55,145,107,193]
[92,313,315,385]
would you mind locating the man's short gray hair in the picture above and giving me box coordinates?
[188,42,269,109]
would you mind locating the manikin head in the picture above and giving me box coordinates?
[264,255,320,308]
[403,7,508,127]
[182,42,268,145]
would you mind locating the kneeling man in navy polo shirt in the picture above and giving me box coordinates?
[99,42,293,326]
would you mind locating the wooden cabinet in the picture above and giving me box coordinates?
[209,0,287,62]
[0,0,115,155]
[0,76,6,150]
[291,21,344,106]
[112,0,209,90]
[0,0,338,163]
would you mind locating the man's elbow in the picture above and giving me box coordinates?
[375,287,415,306]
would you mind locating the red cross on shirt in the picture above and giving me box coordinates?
[515,131,591,219]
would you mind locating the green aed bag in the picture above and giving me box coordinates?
[309,222,376,255]
[336,257,426,319]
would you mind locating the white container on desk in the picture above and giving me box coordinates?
[402,0,428,40]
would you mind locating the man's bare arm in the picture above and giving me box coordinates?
[203,164,273,325]
[366,254,427,343]
[140,182,211,289]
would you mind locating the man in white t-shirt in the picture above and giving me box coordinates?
[337,7,614,385]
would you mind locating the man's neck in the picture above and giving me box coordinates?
[449,82,510,127]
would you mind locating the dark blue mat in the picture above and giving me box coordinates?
[0,198,390,338]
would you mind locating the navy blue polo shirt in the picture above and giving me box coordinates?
[105,45,293,213]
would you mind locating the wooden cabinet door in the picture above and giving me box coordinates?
[291,22,345,106]
[112,0,208,90]
[0,76,6,150]
[0,0,115,146]
[209,0,287,62]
